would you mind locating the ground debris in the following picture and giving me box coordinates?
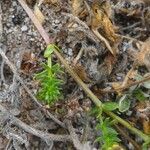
[0,0,150,149]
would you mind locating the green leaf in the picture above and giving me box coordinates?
[44,44,55,58]
[142,140,150,150]
[118,95,131,112]
[102,102,118,111]
[35,61,63,105]
[133,89,147,101]
[95,136,103,143]
[90,106,102,116]
[95,117,120,150]
[134,74,143,81]
[143,80,150,89]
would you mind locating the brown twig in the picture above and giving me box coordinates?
[17,0,52,44]
[0,104,71,142]
[73,48,84,65]
[101,75,150,93]
[117,34,144,44]
[114,125,141,150]
[122,75,150,89]
[65,119,84,150]
[92,29,115,56]
[121,22,141,31]
[83,1,115,55]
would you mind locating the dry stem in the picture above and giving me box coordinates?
[115,125,141,150]
[101,75,150,93]
[0,104,71,142]
[65,119,84,150]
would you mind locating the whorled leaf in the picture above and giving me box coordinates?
[35,62,63,105]
[102,102,118,111]
[133,89,148,102]
[118,95,131,112]
[96,117,120,150]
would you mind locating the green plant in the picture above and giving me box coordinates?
[96,117,120,150]
[102,81,150,113]
[91,78,150,149]
[91,107,120,150]
[35,44,63,105]
[17,2,150,149]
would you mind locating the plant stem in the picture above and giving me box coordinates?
[54,50,102,107]
[54,50,150,142]
[48,56,52,68]
[105,110,150,142]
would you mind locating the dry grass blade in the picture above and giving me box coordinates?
[103,75,150,94]
[18,0,52,44]
[92,29,116,55]
[34,5,45,24]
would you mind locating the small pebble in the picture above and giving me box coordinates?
[128,142,134,150]
[10,108,20,116]
[63,48,68,54]
[52,23,56,27]
[126,110,132,116]
[12,1,17,6]
[30,38,35,41]
[68,48,73,56]
[116,76,122,80]
[54,19,60,24]
[9,8,14,12]
[21,25,28,32]
[72,23,78,28]
[7,29,12,33]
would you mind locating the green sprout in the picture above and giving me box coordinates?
[96,117,120,150]
[91,107,120,150]
[35,44,63,105]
